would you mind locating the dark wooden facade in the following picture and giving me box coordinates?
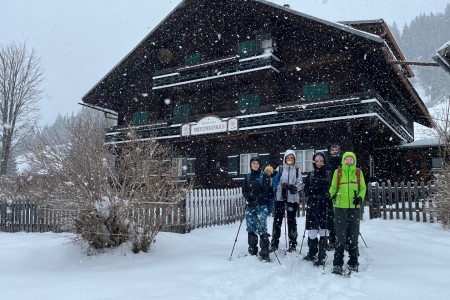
[82,0,433,188]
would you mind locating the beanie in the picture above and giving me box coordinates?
[264,166,274,174]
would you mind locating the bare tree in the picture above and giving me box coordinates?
[23,109,191,253]
[0,43,43,175]
[424,98,450,228]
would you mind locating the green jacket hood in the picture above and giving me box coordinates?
[341,151,357,172]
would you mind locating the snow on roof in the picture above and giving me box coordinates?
[438,40,450,52]
[399,137,441,148]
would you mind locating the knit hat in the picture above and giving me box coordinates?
[264,166,274,174]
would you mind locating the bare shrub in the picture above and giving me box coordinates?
[23,110,191,252]
[424,98,450,228]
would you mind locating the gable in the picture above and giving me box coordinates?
[82,0,432,128]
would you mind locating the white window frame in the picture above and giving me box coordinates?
[240,153,258,174]
[279,149,315,172]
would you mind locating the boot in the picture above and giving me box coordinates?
[259,233,270,262]
[248,232,258,256]
[287,240,297,252]
[314,238,327,267]
[347,245,359,271]
[303,238,318,261]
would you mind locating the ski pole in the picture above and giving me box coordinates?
[284,209,288,252]
[229,205,246,261]
[299,202,309,255]
[359,232,368,248]
[299,227,306,254]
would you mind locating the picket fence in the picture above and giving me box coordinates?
[0,181,437,234]
[367,181,436,223]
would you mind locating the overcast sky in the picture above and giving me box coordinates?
[2,0,449,126]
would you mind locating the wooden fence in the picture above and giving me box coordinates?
[367,181,435,223]
[0,182,437,234]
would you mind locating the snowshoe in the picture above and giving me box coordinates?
[303,254,316,262]
[347,264,359,272]
[313,259,325,267]
[332,265,343,275]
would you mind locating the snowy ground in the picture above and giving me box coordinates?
[1,209,450,300]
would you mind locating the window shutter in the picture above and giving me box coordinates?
[237,40,256,57]
[185,53,201,65]
[227,155,239,176]
[132,111,149,125]
[302,82,329,100]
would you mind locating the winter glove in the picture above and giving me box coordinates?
[353,196,363,207]
[288,184,298,195]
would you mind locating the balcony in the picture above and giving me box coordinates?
[152,52,281,90]
[105,92,413,144]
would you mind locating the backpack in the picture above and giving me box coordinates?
[336,167,361,190]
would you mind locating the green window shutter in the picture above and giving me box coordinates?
[227,155,239,176]
[173,104,191,118]
[237,40,256,57]
[185,53,200,66]
[302,82,329,100]
[259,153,270,169]
[239,94,260,111]
[132,111,149,125]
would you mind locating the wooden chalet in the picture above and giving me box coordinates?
[82,0,433,188]
[433,40,450,75]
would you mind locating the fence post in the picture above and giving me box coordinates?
[407,181,413,221]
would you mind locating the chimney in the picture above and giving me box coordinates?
[283,4,290,8]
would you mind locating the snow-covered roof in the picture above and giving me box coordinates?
[399,137,442,148]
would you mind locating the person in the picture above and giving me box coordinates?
[303,152,333,266]
[326,144,341,250]
[329,152,366,275]
[242,157,272,262]
[270,150,304,253]
[327,145,342,175]
[263,165,277,216]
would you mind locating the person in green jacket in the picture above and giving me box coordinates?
[329,151,366,275]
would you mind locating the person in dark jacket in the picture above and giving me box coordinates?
[326,144,342,249]
[303,152,333,266]
[242,157,272,261]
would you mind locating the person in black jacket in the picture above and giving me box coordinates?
[242,157,272,262]
[326,144,341,249]
[303,152,333,266]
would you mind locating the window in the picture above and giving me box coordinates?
[302,82,329,100]
[185,53,201,66]
[173,104,191,119]
[431,157,443,170]
[172,157,196,176]
[239,93,260,111]
[240,153,258,175]
[237,40,256,57]
[132,111,149,125]
[279,149,315,172]
[256,33,274,52]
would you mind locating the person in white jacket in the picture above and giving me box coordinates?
[270,150,304,252]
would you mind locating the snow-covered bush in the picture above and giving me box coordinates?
[22,109,191,253]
